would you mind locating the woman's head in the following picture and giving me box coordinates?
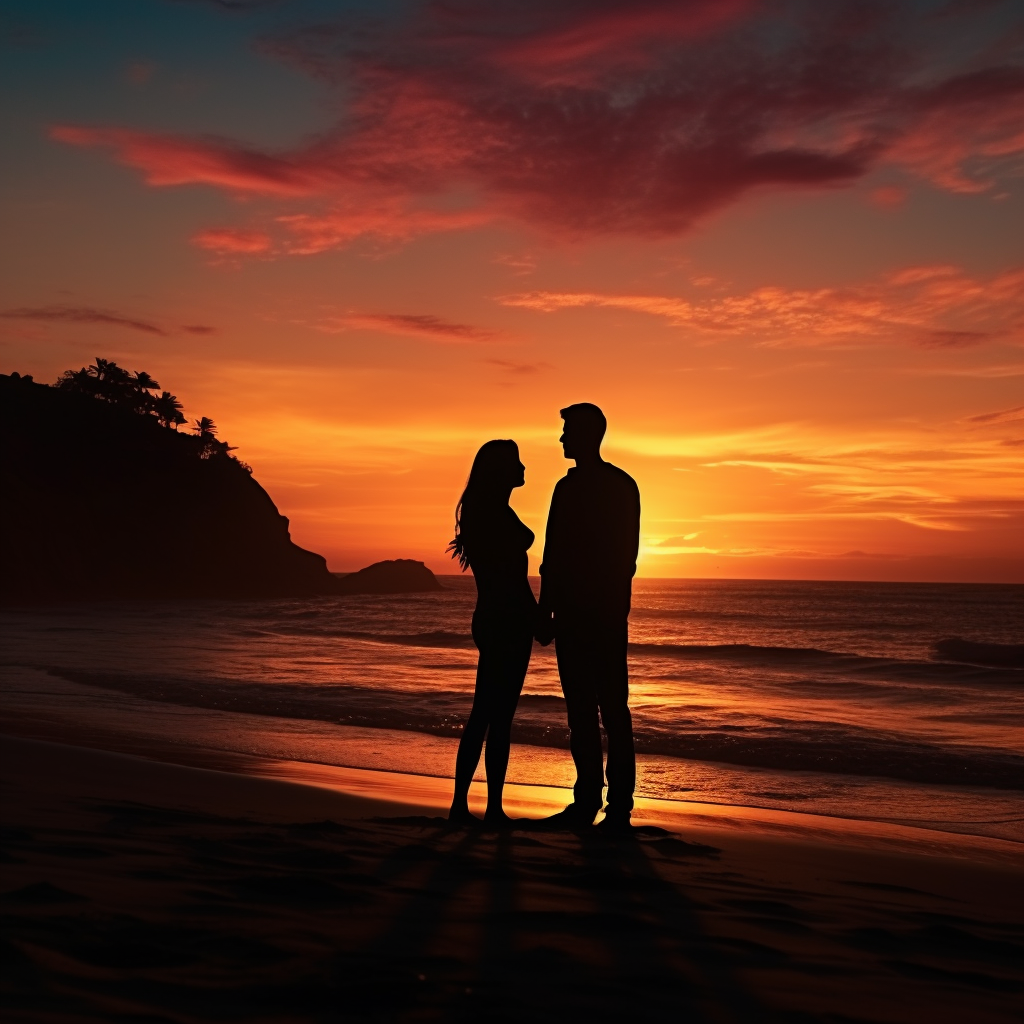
[448,440,524,569]
[465,439,525,495]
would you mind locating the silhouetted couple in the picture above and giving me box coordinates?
[448,403,640,831]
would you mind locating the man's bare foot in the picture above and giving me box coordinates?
[448,806,481,825]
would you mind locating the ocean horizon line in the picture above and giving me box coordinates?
[330,572,1024,587]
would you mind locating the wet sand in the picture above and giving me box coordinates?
[2,734,1022,1023]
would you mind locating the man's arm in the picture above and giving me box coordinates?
[607,468,641,582]
[627,476,640,579]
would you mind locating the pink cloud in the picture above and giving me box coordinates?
[889,67,1024,193]
[192,228,273,254]
[50,126,322,196]
[869,185,908,209]
[49,2,1024,254]
[276,203,493,255]
[493,253,537,275]
[500,265,1024,347]
[886,265,959,286]
[0,304,166,335]
[487,0,754,85]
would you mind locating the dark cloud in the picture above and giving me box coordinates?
[331,313,495,342]
[52,0,1024,252]
[968,405,1024,423]
[919,329,997,347]
[0,305,166,335]
[486,358,549,373]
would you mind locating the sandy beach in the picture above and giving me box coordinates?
[2,732,1021,1023]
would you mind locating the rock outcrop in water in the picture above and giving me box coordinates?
[0,371,335,602]
[335,559,443,595]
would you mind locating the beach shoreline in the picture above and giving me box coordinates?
[6,731,1021,862]
[4,662,1021,845]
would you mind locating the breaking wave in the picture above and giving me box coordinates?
[43,666,1024,791]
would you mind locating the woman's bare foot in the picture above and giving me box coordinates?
[448,805,480,825]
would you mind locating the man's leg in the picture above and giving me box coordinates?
[597,621,635,820]
[555,630,604,816]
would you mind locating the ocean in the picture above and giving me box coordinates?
[2,578,1021,842]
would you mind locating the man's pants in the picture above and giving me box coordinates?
[555,620,635,817]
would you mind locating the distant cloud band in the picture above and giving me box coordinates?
[499,265,1024,347]
[0,305,216,338]
[314,313,495,343]
[1,305,166,335]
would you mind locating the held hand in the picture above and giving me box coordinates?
[534,610,555,646]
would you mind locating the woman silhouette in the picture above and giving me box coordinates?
[448,440,536,825]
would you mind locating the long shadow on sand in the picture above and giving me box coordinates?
[355,816,771,1022]
[3,800,1023,1023]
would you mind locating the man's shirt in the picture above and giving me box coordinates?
[540,460,640,623]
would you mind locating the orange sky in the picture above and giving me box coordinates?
[2,0,1022,582]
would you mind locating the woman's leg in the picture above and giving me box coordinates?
[450,650,495,820]
[482,633,531,821]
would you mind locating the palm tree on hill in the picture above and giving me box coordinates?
[54,366,95,395]
[53,357,239,461]
[192,415,235,459]
[87,357,117,380]
[153,391,186,429]
[89,358,133,403]
[58,358,157,412]
[132,371,161,412]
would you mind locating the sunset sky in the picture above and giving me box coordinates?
[2,0,1022,582]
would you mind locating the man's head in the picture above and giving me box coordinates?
[559,402,607,463]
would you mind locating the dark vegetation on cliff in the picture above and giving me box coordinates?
[1,363,439,602]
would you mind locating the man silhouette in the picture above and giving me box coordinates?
[536,403,640,830]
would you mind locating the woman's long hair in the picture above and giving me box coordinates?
[448,439,518,570]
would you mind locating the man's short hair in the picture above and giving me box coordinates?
[560,402,607,441]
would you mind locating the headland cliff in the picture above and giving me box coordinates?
[1,370,438,602]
